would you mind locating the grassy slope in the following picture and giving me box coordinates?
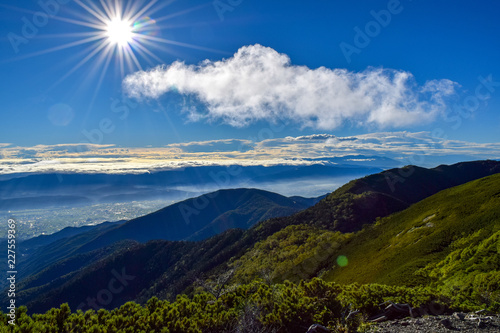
[322,173,500,291]
[233,225,351,284]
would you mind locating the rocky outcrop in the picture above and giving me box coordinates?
[367,312,500,332]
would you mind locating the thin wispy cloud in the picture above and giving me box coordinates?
[123,44,458,129]
[289,134,337,141]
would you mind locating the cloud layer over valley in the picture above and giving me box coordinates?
[1,132,499,176]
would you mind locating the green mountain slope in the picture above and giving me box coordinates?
[320,173,500,308]
[233,225,351,284]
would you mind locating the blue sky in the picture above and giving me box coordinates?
[0,0,499,171]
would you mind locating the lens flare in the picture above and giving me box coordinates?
[336,255,348,267]
[133,17,160,37]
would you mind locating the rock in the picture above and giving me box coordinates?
[453,312,466,320]
[440,318,453,329]
[366,313,500,332]
[371,315,388,322]
[306,324,330,333]
[368,302,414,322]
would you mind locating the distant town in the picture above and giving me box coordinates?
[0,200,173,240]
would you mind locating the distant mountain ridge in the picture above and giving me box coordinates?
[0,163,383,210]
[260,159,500,234]
[334,159,500,203]
[84,188,320,246]
[18,220,127,251]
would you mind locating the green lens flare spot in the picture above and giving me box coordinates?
[336,255,348,267]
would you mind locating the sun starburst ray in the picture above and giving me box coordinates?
[124,44,142,71]
[153,4,209,23]
[83,0,110,22]
[48,15,107,30]
[129,0,158,24]
[74,0,109,24]
[122,0,135,17]
[137,39,185,59]
[117,46,125,78]
[2,34,105,64]
[98,0,114,19]
[131,0,175,21]
[38,32,103,39]
[140,35,229,54]
[47,40,110,91]
[87,45,115,111]
[132,41,164,64]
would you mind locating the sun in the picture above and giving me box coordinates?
[17,0,224,97]
[106,17,134,47]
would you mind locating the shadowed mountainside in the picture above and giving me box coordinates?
[14,188,321,282]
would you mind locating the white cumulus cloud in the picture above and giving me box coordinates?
[123,44,457,129]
